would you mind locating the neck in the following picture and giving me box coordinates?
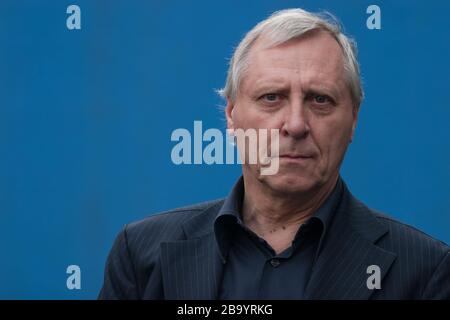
[241,172,339,253]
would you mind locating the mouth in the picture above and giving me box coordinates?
[280,153,314,159]
[278,153,315,163]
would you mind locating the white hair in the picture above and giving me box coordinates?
[218,8,364,108]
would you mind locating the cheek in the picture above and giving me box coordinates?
[233,102,276,129]
[312,117,353,163]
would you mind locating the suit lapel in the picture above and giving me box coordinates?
[159,180,398,300]
[160,202,224,299]
[305,185,397,300]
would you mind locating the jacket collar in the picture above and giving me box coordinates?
[304,180,397,299]
[160,178,397,299]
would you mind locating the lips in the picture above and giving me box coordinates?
[279,153,314,159]
[277,152,315,165]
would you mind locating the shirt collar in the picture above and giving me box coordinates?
[214,175,343,263]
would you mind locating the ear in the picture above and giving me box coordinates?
[225,98,235,130]
[350,105,360,141]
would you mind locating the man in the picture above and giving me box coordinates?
[98,8,449,299]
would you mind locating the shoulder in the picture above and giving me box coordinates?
[368,208,450,298]
[370,208,449,254]
[345,194,450,297]
[343,189,449,256]
[361,204,450,288]
[123,198,225,244]
[344,187,449,275]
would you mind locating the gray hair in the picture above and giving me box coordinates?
[218,8,364,108]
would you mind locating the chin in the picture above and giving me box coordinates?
[259,171,320,195]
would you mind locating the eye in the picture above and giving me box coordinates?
[260,93,281,103]
[313,94,333,104]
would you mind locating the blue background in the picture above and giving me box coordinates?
[0,0,449,299]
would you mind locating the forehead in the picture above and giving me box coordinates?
[243,31,347,90]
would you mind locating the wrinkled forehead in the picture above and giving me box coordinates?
[242,31,347,88]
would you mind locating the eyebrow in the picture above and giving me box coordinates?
[249,77,291,94]
[306,82,342,99]
[250,78,343,99]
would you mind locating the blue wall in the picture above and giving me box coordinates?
[0,0,448,299]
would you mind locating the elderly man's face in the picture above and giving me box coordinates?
[226,31,359,194]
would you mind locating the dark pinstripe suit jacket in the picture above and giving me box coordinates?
[98,180,450,300]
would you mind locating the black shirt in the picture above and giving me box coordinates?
[214,176,343,299]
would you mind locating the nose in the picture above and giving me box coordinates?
[280,97,310,139]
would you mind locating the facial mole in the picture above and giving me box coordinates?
[268,226,287,233]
